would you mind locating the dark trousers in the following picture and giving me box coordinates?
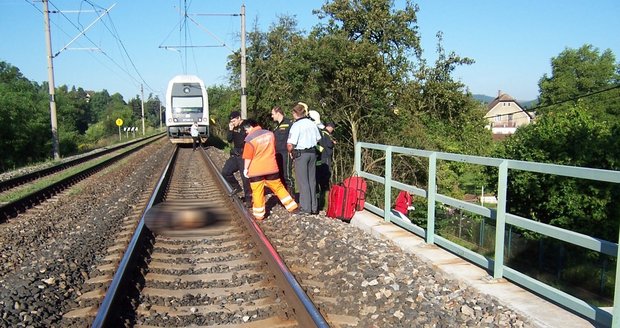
[316,163,331,210]
[222,155,251,200]
[192,136,200,151]
[275,151,295,195]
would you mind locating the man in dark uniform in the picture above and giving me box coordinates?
[222,111,251,207]
[316,122,336,210]
[270,106,295,196]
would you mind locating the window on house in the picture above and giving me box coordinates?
[508,114,513,121]
[495,115,501,122]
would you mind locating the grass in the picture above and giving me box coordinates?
[0,139,151,203]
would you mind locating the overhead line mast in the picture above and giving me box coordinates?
[42,0,60,160]
[162,4,248,119]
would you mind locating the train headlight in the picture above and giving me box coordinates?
[183,86,191,94]
[173,118,178,122]
[197,118,202,122]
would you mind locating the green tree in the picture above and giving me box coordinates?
[493,45,620,240]
[493,106,619,241]
[538,44,620,120]
[0,61,50,171]
[89,89,112,122]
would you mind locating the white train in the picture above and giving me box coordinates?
[165,75,209,144]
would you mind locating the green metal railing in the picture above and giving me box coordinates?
[355,142,620,327]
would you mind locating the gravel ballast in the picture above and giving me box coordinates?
[206,146,534,327]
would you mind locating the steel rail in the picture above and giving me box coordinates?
[91,145,177,328]
[201,149,330,328]
[0,136,162,221]
[94,146,328,327]
[0,133,163,193]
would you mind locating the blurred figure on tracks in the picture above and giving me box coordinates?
[287,103,322,214]
[222,111,252,207]
[241,119,298,220]
[190,120,200,151]
[271,106,295,197]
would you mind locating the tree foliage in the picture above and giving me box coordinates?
[0,60,163,172]
[0,62,49,170]
[223,0,491,190]
[493,106,619,240]
[537,44,620,119]
[493,45,620,240]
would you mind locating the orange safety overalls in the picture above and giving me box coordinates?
[243,127,298,219]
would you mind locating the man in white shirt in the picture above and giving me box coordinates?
[190,121,200,151]
[287,102,322,214]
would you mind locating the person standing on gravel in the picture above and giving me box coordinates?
[287,103,322,214]
[241,119,298,220]
[222,111,251,207]
[316,121,336,210]
[271,106,295,196]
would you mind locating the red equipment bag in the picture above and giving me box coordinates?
[393,190,413,215]
[343,176,367,211]
[326,184,358,221]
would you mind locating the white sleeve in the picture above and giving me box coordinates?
[287,122,298,145]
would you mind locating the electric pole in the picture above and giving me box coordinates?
[42,0,60,160]
[141,84,145,135]
[240,4,247,119]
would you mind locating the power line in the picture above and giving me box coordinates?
[47,1,145,89]
[528,84,620,112]
[26,0,156,96]
[82,0,156,93]
[483,84,620,118]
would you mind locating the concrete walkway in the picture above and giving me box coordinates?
[350,210,597,328]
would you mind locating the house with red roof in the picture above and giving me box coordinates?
[485,91,532,138]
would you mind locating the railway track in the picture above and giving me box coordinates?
[63,146,328,327]
[0,135,163,222]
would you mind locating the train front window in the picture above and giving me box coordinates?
[172,96,203,114]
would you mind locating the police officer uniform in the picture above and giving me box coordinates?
[273,117,294,195]
[221,111,251,205]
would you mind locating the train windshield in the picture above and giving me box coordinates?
[172,96,203,114]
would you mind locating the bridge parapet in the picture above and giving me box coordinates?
[355,141,620,327]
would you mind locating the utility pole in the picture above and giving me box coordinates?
[159,98,163,131]
[42,0,60,160]
[240,4,247,119]
[141,84,145,135]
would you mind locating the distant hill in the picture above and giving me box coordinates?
[473,94,494,104]
[473,94,537,109]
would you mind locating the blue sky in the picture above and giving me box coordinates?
[1,1,618,102]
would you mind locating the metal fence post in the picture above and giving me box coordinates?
[493,160,508,279]
[426,152,437,244]
[355,142,361,176]
[613,227,620,327]
[383,146,393,222]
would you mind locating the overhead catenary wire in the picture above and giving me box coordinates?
[483,84,620,118]
[82,0,156,93]
[26,1,139,91]
[25,0,157,96]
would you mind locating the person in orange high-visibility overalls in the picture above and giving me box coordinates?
[241,119,298,220]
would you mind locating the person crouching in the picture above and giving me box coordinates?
[241,119,299,220]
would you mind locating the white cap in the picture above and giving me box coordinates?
[308,110,325,129]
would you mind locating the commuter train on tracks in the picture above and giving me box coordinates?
[165,75,209,144]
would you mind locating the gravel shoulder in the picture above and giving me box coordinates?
[206,146,535,328]
[0,139,173,327]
